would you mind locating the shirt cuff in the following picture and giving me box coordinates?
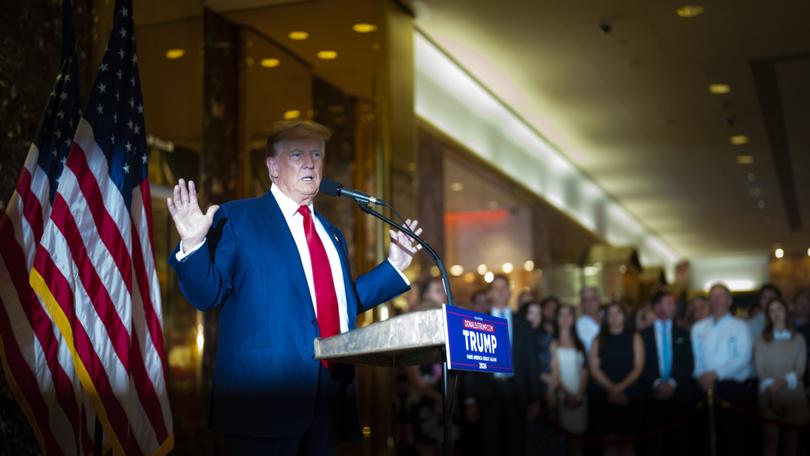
[759,378,774,393]
[387,258,410,286]
[175,238,206,262]
[785,372,798,390]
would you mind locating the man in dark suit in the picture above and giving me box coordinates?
[462,274,540,456]
[167,120,420,455]
[639,289,695,455]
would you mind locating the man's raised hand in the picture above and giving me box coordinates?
[166,178,219,252]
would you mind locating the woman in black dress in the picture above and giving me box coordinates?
[588,302,644,456]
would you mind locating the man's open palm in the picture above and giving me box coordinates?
[167,178,219,252]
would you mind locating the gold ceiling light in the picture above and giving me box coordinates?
[317,50,338,60]
[165,48,185,59]
[736,155,754,165]
[288,31,309,40]
[260,58,280,68]
[283,110,301,120]
[352,23,377,33]
[708,83,731,94]
[729,134,749,145]
[676,5,704,18]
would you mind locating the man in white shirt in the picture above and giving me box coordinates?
[575,287,602,354]
[691,282,756,455]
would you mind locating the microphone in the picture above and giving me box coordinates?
[319,179,385,205]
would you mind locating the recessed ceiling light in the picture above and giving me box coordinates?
[736,155,754,165]
[450,182,463,192]
[502,262,514,273]
[449,265,464,276]
[806,247,810,257]
[477,264,488,275]
[774,248,784,258]
[524,260,535,272]
[352,23,377,33]
[283,110,300,120]
[708,83,731,94]
[676,5,704,18]
[730,134,749,145]
[288,31,309,40]
[165,48,185,59]
[317,50,338,60]
[260,58,280,68]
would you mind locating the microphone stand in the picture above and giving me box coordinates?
[356,202,455,456]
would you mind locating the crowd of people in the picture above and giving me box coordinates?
[394,276,810,456]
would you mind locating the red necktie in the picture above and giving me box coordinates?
[298,206,340,367]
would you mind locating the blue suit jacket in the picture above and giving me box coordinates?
[168,191,409,439]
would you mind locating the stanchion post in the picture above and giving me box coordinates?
[707,388,716,456]
[442,355,451,456]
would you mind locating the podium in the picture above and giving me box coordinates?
[314,308,451,454]
[314,308,446,367]
[314,306,512,456]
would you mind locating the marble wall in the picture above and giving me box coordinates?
[0,0,90,453]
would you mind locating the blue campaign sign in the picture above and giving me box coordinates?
[442,304,513,374]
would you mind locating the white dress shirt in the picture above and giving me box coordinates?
[691,313,753,382]
[576,315,600,354]
[176,185,409,334]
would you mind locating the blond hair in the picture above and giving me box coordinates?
[265,120,332,157]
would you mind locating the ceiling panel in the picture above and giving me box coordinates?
[413,0,810,256]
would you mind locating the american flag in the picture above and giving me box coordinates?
[0,0,95,454]
[28,0,173,454]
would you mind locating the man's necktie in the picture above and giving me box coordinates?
[662,322,672,380]
[298,206,339,368]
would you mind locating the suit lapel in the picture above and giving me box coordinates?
[257,192,314,316]
[649,328,662,378]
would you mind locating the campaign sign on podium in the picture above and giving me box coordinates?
[442,304,513,374]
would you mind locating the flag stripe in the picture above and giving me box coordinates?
[131,204,167,377]
[30,253,141,456]
[129,330,169,442]
[49,192,133,367]
[131,235,171,421]
[131,187,173,442]
[0,294,63,456]
[66,146,133,293]
[15,167,45,243]
[0,220,83,452]
[48,189,165,450]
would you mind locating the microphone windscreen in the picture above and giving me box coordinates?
[319,179,342,197]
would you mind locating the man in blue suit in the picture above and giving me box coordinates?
[167,120,421,455]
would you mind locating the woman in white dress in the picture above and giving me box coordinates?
[550,304,589,456]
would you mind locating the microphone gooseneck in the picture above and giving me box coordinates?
[319,179,385,206]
